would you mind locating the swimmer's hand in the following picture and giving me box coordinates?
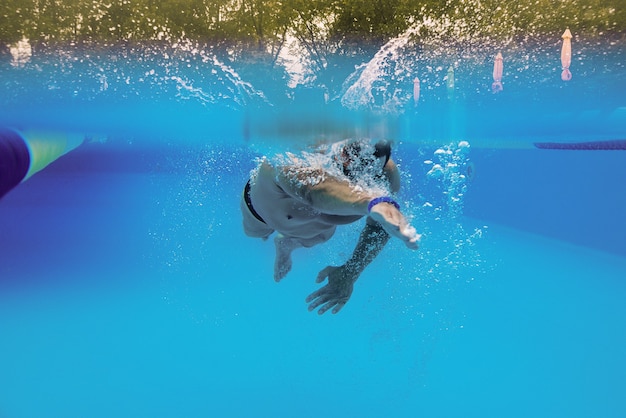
[368,202,421,250]
[306,265,357,315]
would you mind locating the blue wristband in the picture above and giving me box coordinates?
[368,196,400,212]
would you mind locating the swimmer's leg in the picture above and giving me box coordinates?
[274,234,301,282]
[273,228,336,282]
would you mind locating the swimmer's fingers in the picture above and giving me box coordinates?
[401,226,421,250]
[384,219,420,249]
[370,205,420,250]
[307,264,354,315]
[315,265,336,283]
[329,301,347,315]
[317,300,345,315]
[307,292,346,315]
[305,287,324,304]
[306,288,331,311]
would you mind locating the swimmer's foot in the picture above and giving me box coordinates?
[274,235,300,282]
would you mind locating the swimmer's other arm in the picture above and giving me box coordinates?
[305,188,421,315]
[306,218,392,315]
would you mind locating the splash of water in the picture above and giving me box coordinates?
[0,40,270,111]
[339,5,623,114]
[169,56,269,108]
[341,25,421,113]
[339,14,507,113]
[9,38,32,68]
[264,139,393,197]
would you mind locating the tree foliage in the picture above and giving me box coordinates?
[1,0,623,97]
[1,0,623,49]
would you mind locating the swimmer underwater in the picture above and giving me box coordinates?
[240,138,421,315]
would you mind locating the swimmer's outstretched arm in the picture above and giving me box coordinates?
[276,166,372,216]
[276,161,401,217]
[277,164,419,247]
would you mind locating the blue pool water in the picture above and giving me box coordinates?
[1,33,626,417]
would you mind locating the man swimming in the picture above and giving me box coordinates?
[240,139,421,315]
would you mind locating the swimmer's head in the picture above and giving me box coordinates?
[338,139,391,179]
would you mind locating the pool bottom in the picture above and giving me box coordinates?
[0,221,625,418]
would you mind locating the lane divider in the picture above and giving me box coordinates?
[534,140,626,150]
[0,128,84,199]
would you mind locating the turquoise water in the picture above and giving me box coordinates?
[1,36,626,417]
[1,142,625,417]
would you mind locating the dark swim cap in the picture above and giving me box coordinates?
[341,139,392,179]
[373,140,391,166]
[343,139,391,165]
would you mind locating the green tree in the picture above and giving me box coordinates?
[0,0,623,55]
[0,0,34,46]
[329,0,413,48]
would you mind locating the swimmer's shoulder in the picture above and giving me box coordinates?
[383,158,400,193]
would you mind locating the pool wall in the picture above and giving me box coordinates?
[464,147,626,257]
